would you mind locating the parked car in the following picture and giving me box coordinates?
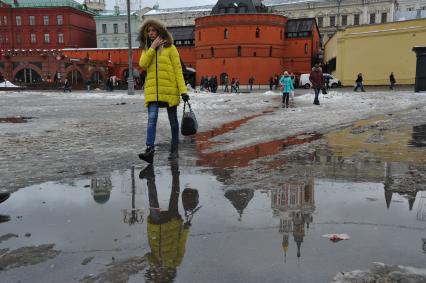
[299,73,341,89]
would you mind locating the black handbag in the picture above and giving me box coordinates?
[181,101,198,136]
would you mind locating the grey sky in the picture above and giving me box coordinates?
[79,0,218,10]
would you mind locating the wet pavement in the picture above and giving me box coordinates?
[1,118,426,283]
[1,90,426,282]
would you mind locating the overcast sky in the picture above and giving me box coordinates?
[79,0,218,10]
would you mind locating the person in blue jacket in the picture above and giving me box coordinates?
[279,71,294,108]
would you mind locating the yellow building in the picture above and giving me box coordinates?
[325,18,426,86]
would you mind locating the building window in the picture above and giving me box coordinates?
[124,23,128,33]
[381,12,387,23]
[407,7,414,11]
[317,16,323,27]
[341,15,347,26]
[353,14,360,25]
[58,33,64,43]
[113,24,118,34]
[255,27,260,38]
[369,13,375,24]
[29,16,35,26]
[330,15,335,27]
[16,33,22,44]
[43,16,49,25]
[30,33,36,43]
[44,33,50,44]
[57,15,63,25]
[237,46,241,56]
[102,24,107,34]
[0,17,2,26]
[269,46,272,56]
[304,43,308,54]
[3,16,7,25]
[211,47,214,57]
[224,28,228,39]
[253,51,256,57]
[198,31,201,40]
[0,35,2,44]
[15,16,22,26]
[280,30,283,40]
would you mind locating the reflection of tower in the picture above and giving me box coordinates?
[224,188,254,221]
[91,176,112,204]
[271,180,315,260]
[84,0,106,11]
[417,192,426,222]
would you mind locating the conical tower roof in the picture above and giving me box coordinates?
[224,188,254,220]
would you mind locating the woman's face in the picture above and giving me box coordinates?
[147,26,158,40]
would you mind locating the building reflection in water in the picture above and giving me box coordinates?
[224,189,254,221]
[90,176,112,205]
[139,162,200,283]
[271,179,315,260]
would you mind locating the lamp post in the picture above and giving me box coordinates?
[126,0,135,95]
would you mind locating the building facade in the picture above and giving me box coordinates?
[95,7,141,48]
[269,0,398,44]
[324,18,426,86]
[0,0,96,50]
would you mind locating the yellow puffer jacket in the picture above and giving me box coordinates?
[147,217,189,268]
[139,46,186,108]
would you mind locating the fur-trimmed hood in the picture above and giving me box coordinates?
[138,19,173,50]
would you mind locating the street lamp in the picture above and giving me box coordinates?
[126,0,135,95]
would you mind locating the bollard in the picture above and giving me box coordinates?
[412,46,426,92]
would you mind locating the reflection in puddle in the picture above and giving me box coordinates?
[410,124,426,147]
[271,180,315,260]
[1,163,425,282]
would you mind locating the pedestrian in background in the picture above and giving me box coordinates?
[389,72,396,90]
[279,71,294,108]
[137,19,189,163]
[248,76,254,91]
[309,64,323,105]
[354,73,366,92]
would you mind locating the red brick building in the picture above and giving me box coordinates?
[0,0,96,50]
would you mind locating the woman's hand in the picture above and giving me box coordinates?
[181,93,189,102]
[150,36,164,50]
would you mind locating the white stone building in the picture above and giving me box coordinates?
[95,7,151,48]
[140,5,213,27]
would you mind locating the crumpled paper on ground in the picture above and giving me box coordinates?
[322,233,350,242]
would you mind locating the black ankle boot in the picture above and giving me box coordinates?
[168,144,179,160]
[139,164,154,180]
[139,146,155,163]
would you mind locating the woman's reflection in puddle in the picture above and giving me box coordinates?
[139,161,201,282]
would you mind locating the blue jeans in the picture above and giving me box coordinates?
[314,88,320,104]
[146,103,179,147]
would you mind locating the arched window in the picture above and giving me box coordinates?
[304,43,308,54]
[255,27,260,38]
[269,46,273,57]
[224,28,228,39]
[237,46,241,57]
[198,31,201,41]
[253,51,257,57]
[211,47,214,57]
[280,30,283,40]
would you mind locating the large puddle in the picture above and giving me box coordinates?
[1,115,426,282]
[1,160,425,282]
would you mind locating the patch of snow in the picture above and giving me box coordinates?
[0,80,21,88]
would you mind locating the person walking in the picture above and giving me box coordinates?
[354,73,366,92]
[223,75,229,92]
[279,71,294,108]
[137,19,189,163]
[389,72,396,90]
[309,64,324,105]
[269,76,274,91]
[248,76,254,91]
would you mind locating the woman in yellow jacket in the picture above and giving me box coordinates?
[138,20,189,163]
